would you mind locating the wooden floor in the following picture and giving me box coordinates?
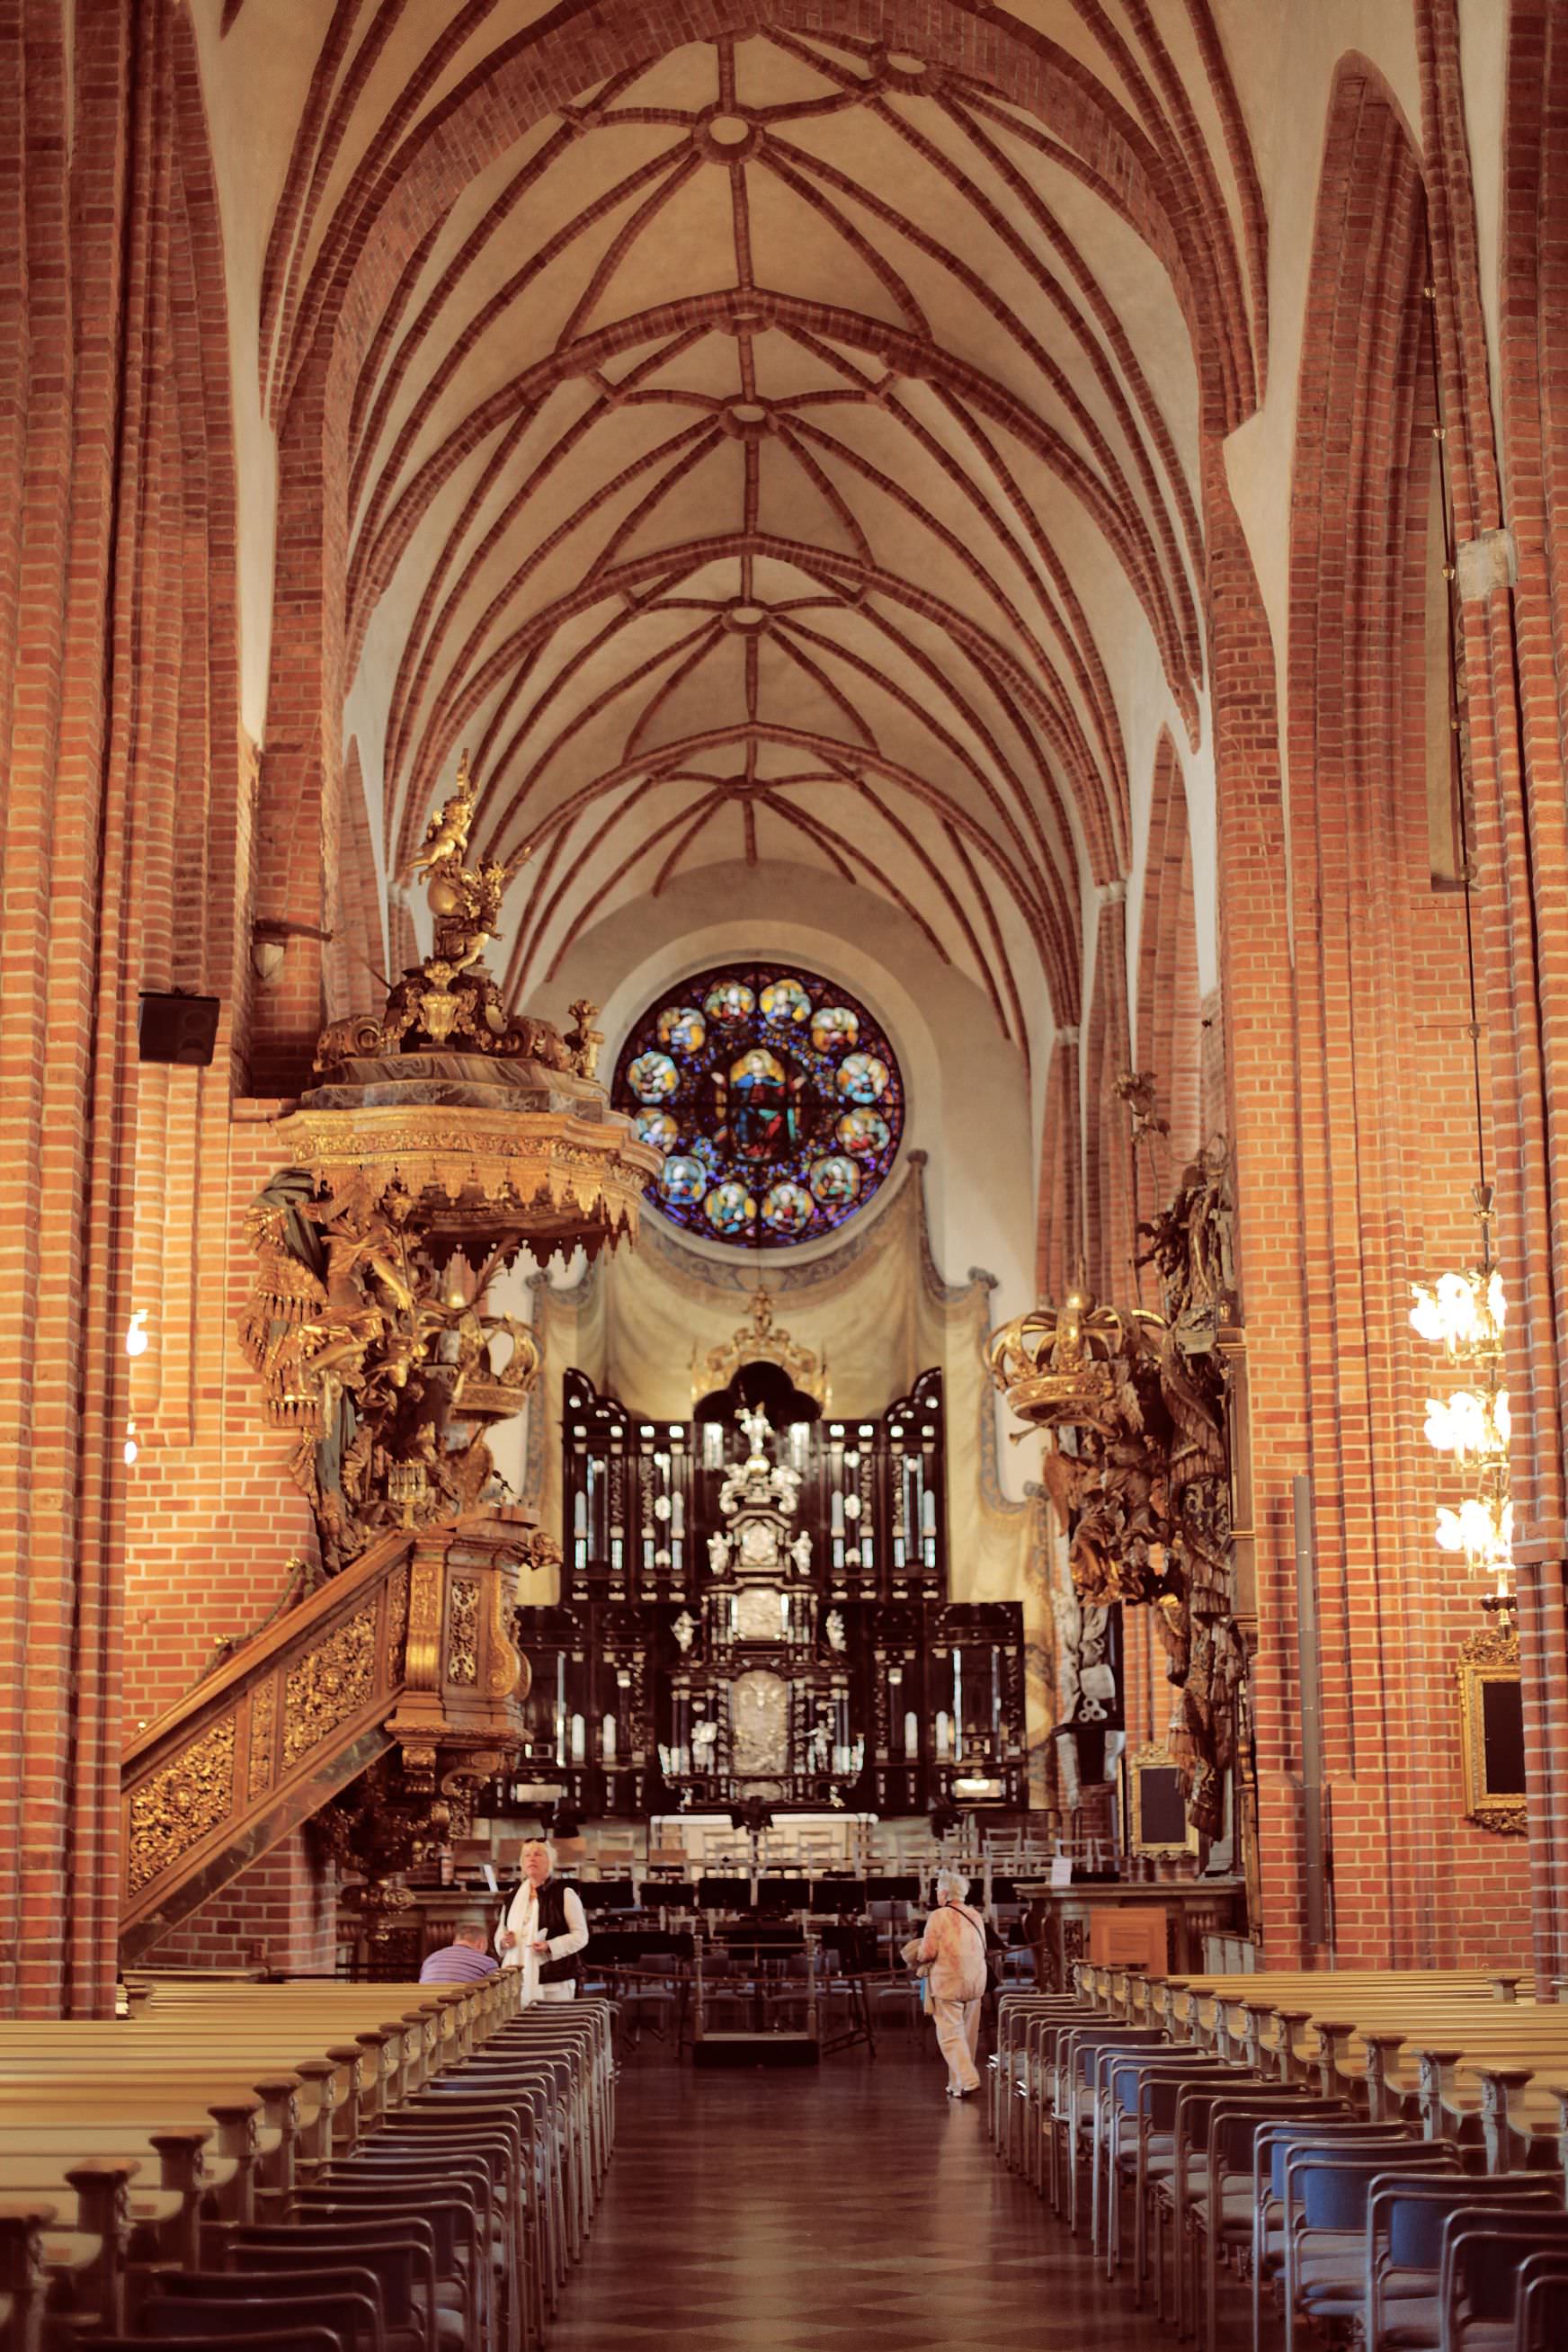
[551,2033,1246,2351]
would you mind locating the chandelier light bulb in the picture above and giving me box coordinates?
[125,1309,149,1358]
[1413,1243,1513,1585]
[1423,1385,1510,1462]
[1410,1266,1508,1356]
[1434,1493,1511,1570]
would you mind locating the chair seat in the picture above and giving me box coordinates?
[1296,2232,1365,2282]
[1381,2305,1441,2351]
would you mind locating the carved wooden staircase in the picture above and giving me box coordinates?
[120,1510,544,1962]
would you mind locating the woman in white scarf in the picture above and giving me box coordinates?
[904,1867,989,2098]
[494,1838,590,2005]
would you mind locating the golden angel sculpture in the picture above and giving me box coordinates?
[988,1145,1241,1836]
[317,749,593,1071]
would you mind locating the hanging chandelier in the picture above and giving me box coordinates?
[1410,1183,1512,1587]
[1408,273,1516,1606]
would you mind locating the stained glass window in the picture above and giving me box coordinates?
[612,962,905,1247]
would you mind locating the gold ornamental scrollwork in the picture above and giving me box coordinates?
[240,749,657,1581]
[282,1606,377,1769]
[1457,1623,1528,1837]
[487,1565,528,1702]
[128,1715,236,1893]
[248,1679,277,1800]
[404,1553,444,1689]
[692,1287,828,1410]
[447,1579,480,1687]
[988,1144,1240,1841]
[386,1561,410,1680]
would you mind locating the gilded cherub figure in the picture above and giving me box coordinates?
[402,751,477,887]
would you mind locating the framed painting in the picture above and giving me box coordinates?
[1457,1626,1527,1837]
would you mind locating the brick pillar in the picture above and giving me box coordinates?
[1419,0,1568,1990]
[0,0,244,2014]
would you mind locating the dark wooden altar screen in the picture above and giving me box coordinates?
[507,1366,1027,1820]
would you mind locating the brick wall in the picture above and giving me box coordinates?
[122,1103,318,1735]
[147,1832,340,1977]
[1207,54,1531,1967]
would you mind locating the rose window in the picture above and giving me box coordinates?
[611,963,904,1247]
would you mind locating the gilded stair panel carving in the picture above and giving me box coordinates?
[248,1679,277,1799]
[448,1580,480,1686]
[128,1715,236,1895]
[282,1605,377,1767]
[120,1512,541,1957]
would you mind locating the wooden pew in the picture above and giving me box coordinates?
[0,1973,543,2345]
[1097,1965,1568,2179]
[0,2201,57,2352]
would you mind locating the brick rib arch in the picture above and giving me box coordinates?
[1136,731,1201,1180]
[1034,1032,1082,1304]
[1082,897,1133,1301]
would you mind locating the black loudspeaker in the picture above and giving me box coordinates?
[137,992,221,1066]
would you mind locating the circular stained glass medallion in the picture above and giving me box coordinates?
[762,1180,814,1237]
[635,1108,679,1154]
[656,1005,706,1054]
[836,1108,889,1159]
[760,976,810,1026]
[612,962,904,1248]
[661,1154,707,1205]
[808,1154,861,1206]
[704,978,755,1024]
[835,1051,889,1104]
[811,1003,859,1053]
[704,1180,754,1235]
[626,1049,679,1101]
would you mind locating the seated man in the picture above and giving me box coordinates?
[419,1922,500,1983]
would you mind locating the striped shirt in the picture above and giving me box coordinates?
[419,1941,500,1982]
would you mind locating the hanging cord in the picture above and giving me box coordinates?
[1422,265,1492,1252]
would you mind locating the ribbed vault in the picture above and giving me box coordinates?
[238,0,1266,1056]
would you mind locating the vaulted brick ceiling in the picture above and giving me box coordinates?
[245,3,1266,1047]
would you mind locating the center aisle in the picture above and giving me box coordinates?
[549,2041,1187,2352]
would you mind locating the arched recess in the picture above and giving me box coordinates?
[1136,732,1201,1175]
[1263,55,1528,1968]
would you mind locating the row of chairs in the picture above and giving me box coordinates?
[0,1973,615,2352]
[989,1967,1568,2351]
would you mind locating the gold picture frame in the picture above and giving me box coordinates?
[1457,1626,1527,1838]
[1124,1742,1194,1858]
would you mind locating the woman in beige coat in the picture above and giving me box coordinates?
[905,1867,989,2098]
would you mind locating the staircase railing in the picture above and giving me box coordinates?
[120,1509,539,1960]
